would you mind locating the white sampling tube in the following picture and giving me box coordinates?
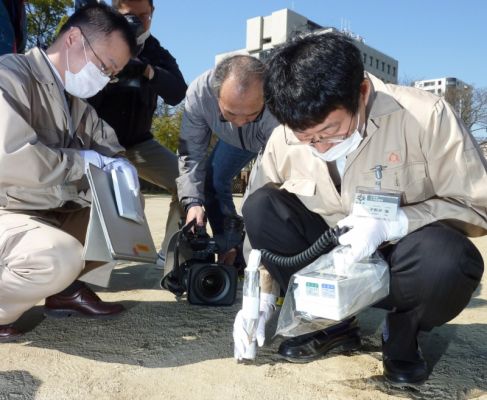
[239,249,261,360]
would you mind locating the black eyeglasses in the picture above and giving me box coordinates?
[76,26,118,83]
[290,113,357,147]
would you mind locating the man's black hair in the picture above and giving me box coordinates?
[59,2,137,56]
[264,32,364,131]
[112,0,154,9]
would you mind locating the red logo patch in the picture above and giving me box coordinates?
[388,152,401,164]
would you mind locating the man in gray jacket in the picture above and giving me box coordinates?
[177,55,279,263]
[0,4,137,340]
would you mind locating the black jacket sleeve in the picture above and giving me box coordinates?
[141,36,187,106]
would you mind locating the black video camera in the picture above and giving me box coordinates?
[113,14,146,86]
[161,219,239,306]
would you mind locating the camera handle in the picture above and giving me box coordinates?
[260,226,349,269]
[161,219,201,297]
[160,230,185,297]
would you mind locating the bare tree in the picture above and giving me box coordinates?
[444,85,487,134]
[469,87,487,135]
[399,75,422,87]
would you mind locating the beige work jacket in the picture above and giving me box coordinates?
[0,47,123,212]
[247,74,487,237]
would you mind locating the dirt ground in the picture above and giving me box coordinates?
[1,194,486,400]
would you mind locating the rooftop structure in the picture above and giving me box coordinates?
[216,9,399,83]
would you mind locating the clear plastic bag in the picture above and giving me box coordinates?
[275,246,389,338]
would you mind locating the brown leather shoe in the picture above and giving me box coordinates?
[0,324,23,342]
[45,283,125,318]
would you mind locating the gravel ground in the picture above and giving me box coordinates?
[1,194,486,400]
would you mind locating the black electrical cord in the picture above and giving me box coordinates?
[260,226,348,269]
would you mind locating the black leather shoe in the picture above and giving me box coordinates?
[278,317,361,363]
[45,282,125,318]
[382,341,429,384]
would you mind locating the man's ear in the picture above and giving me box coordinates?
[65,26,81,49]
[360,78,372,105]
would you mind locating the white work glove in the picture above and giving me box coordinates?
[337,209,408,265]
[233,293,276,360]
[79,150,117,171]
[103,158,140,196]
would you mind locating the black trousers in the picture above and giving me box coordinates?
[243,184,484,360]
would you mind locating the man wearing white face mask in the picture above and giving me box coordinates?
[0,4,139,341]
[89,0,187,266]
[240,33,487,384]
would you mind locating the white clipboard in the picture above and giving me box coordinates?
[83,164,157,263]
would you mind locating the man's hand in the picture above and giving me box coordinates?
[119,58,147,79]
[256,293,276,347]
[143,64,155,80]
[233,293,276,360]
[186,205,205,227]
[218,248,237,266]
[103,158,140,196]
[79,150,117,171]
[337,210,408,265]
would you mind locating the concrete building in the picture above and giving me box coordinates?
[413,77,470,97]
[414,77,472,117]
[215,8,399,84]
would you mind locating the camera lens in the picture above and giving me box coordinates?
[194,265,230,304]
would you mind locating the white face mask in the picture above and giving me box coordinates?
[312,116,363,162]
[65,37,110,99]
[136,29,151,45]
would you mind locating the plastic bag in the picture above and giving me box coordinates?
[275,246,389,338]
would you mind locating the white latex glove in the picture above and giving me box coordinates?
[256,293,276,347]
[233,293,276,360]
[337,209,408,265]
[79,150,116,171]
[103,158,140,196]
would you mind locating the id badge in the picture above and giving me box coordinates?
[352,186,401,220]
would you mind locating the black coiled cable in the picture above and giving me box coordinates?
[260,226,348,269]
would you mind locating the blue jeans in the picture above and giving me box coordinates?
[205,140,256,235]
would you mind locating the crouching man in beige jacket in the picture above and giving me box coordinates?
[0,3,138,340]
[240,33,487,384]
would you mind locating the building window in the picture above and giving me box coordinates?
[369,56,373,66]
[382,61,385,72]
[437,89,442,95]
[376,59,379,69]
[387,64,391,74]
[363,53,367,64]
[393,66,396,76]
[424,81,434,87]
